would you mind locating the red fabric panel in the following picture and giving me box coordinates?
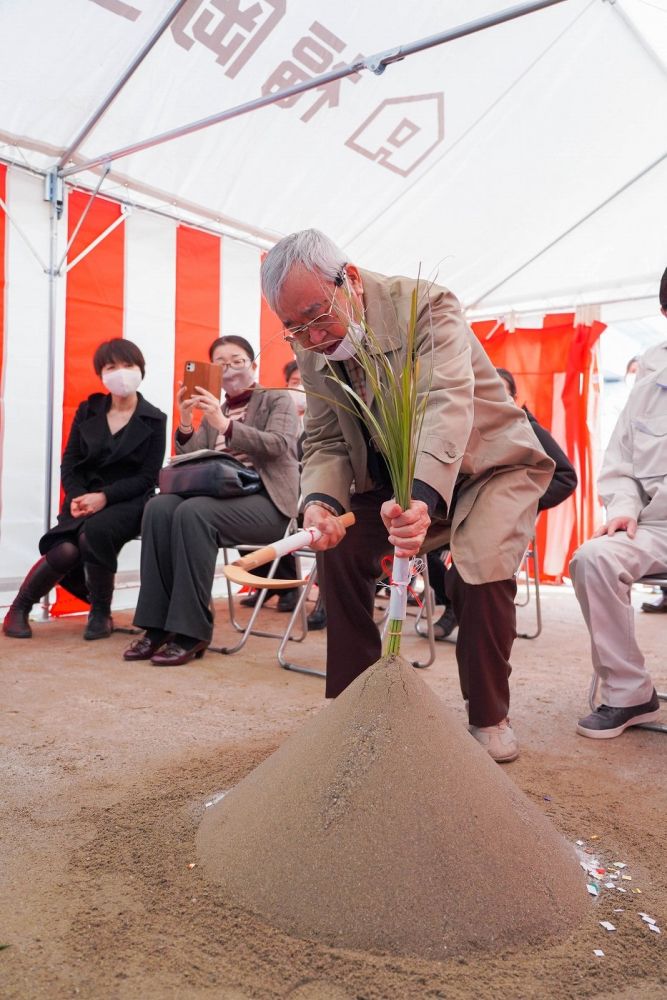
[259,252,295,389]
[472,315,604,582]
[172,225,221,444]
[52,191,125,616]
[0,164,6,487]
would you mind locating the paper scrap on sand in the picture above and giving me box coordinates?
[599,921,616,932]
[593,949,605,957]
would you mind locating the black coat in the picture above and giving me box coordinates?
[40,392,167,597]
[524,408,578,511]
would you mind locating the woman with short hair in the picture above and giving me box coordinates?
[3,339,167,641]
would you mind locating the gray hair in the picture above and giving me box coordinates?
[261,229,348,310]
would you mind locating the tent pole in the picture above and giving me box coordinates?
[41,172,64,620]
[56,164,110,273]
[60,0,568,179]
[57,0,191,169]
[467,149,667,310]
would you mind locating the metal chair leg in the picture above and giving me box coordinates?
[517,535,542,639]
[277,559,325,677]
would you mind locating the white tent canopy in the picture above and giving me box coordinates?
[2,0,666,319]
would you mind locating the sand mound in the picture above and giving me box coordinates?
[197,655,588,960]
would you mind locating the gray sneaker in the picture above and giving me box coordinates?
[576,690,661,739]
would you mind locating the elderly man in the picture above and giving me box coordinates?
[571,267,667,737]
[261,230,554,763]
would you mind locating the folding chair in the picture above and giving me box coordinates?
[211,519,309,655]
[277,555,438,676]
[587,572,667,734]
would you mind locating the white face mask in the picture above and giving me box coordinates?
[288,387,307,416]
[325,322,365,362]
[222,364,255,396]
[102,367,142,397]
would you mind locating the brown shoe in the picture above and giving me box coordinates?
[123,632,173,661]
[150,639,208,666]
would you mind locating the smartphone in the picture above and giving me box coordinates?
[183,360,223,400]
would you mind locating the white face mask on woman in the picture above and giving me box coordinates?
[102,367,142,397]
[222,364,255,397]
[325,322,365,362]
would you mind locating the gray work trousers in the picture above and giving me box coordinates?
[133,491,289,642]
[570,522,667,706]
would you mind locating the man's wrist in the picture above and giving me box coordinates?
[179,421,193,433]
[304,493,345,517]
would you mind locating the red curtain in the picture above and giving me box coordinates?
[52,191,125,616]
[472,314,605,581]
[173,225,221,444]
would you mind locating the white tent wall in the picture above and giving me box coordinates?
[0,165,264,615]
[0,169,57,597]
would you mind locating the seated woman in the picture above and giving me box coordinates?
[3,339,166,641]
[124,335,300,666]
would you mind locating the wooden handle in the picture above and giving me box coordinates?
[234,512,356,572]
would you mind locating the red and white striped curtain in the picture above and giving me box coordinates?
[0,165,287,616]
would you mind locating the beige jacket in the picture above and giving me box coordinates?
[297,269,554,584]
[599,356,667,524]
[176,386,300,518]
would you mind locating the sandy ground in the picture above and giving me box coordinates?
[1,585,667,1000]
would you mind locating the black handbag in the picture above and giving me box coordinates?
[159,451,262,499]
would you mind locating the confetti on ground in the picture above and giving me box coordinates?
[639,913,656,924]
[591,835,600,840]
[613,862,627,869]
[593,949,605,957]
[605,882,616,889]
[616,887,627,893]
[621,875,632,881]
[599,921,616,932]
[613,908,624,913]
[649,925,661,934]
[587,884,599,897]
[576,840,584,846]
[187,862,196,869]
[632,889,643,895]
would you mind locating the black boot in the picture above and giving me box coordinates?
[3,557,64,638]
[83,563,115,640]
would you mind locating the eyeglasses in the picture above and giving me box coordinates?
[215,358,251,370]
[282,268,346,344]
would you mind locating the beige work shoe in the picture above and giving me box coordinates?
[469,717,519,763]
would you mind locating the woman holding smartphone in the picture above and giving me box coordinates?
[3,339,167,641]
[124,335,300,666]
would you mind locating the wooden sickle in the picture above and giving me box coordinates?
[223,512,356,589]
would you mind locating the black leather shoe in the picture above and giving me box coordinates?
[123,632,174,661]
[83,609,113,640]
[433,606,458,640]
[240,590,261,608]
[277,589,298,613]
[576,690,661,739]
[151,640,208,666]
[307,606,327,631]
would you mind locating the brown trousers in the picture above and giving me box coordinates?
[317,488,517,727]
